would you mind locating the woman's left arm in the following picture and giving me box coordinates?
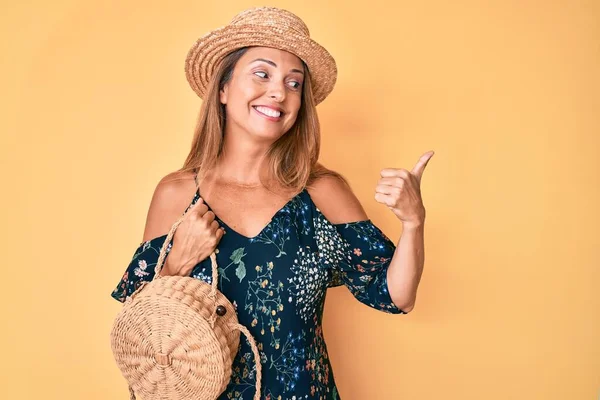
[375,150,435,313]
[386,221,425,313]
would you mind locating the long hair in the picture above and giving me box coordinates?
[180,47,347,192]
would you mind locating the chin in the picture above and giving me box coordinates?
[248,124,290,140]
[253,129,287,142]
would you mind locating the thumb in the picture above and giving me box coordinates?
[411,151,434,182]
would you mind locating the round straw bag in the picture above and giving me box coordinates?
[110,204,262,400]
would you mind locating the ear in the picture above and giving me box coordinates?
[219,84,228,105]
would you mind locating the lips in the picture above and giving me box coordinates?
[252,105,283,119]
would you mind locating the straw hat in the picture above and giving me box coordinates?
[184,7,337,105]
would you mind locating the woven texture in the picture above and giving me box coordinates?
[184,6,337,105]
[110,188,262,400]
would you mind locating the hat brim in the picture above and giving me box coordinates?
[185,25,337,105]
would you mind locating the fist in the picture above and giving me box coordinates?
[375,151,434,227]
[160,198,225,277]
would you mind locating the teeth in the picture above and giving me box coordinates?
[255,106,281,118]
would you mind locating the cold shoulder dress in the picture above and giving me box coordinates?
[111,183,406,400]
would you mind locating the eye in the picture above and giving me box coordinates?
[288,81,302,90]
[254,71,268,79]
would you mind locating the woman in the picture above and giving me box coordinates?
[111,6,432,399]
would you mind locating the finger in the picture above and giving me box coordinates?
[184,198,201,215]
[380,168,403,178]
[374,192,396,207]
[202,210,216,223]
[375,184,400,196]
[192,201,208,216]
[189,197,203,209]
[378,176,406,187]
[411,151,434,181]
[210,220,220,232]
[215,226,225,242]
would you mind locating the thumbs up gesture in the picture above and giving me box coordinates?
[375,151,434,228]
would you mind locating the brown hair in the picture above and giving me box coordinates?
[180,47,347,192]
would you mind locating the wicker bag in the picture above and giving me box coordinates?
[110,204,262,400]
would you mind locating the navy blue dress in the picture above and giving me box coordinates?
[111,184,406,400]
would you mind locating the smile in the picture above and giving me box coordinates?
[253,106,283,120]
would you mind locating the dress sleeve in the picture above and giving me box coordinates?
[326,219,407,314]
[112,194,210,303]
[110,234,169,303]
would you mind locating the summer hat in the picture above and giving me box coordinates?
[184,6,337,105]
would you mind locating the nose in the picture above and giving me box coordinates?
[267,80,286,102]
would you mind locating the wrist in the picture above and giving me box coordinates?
[159,259,173,276]
[402,218,425,231]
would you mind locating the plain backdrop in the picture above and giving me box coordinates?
[1,1,598,399]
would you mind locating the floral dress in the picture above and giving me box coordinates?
[111,184,407,400]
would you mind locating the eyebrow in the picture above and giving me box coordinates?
[250,58,304,75]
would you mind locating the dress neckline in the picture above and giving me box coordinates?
[193,186,308,241]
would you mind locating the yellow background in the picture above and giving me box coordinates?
[1,0,598,399]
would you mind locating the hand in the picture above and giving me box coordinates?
[159,198,225,277]
[375,151,434,227]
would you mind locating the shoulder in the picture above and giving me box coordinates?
[141,169,197,242]
[306,166,368,224]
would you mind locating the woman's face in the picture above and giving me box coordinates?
[220,46,305,141]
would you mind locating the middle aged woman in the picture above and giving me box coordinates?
[111,6,433,399]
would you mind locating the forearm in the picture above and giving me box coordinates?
[386,221,425,312]
[159,256,196,277]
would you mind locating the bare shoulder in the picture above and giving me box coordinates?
[141,169,197,242]
[307,167,368,224]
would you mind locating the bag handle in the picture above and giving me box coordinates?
[232,323,263,400]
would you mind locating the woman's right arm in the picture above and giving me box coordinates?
[110,173,193,302]
[141,172,196,243]
[110,173,223,302]
[145,173,223,277]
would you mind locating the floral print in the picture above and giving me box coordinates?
[287,245,329,323]
[111,185,406,399]
[305,314,333,399]
[246,261,286,349]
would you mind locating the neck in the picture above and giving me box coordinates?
[213,130,274,186]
